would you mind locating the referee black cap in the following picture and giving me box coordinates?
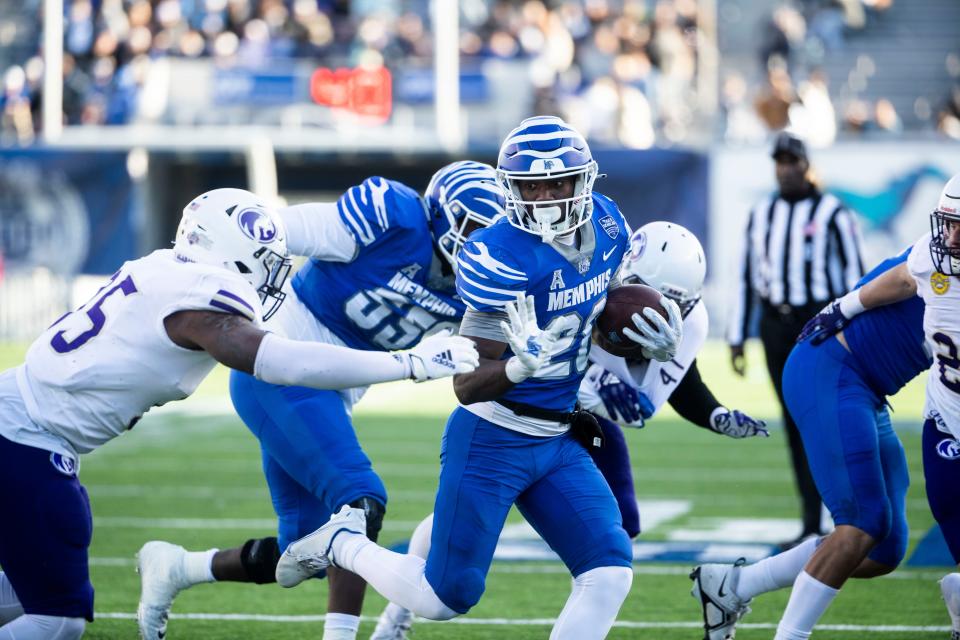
[771,132,808,162]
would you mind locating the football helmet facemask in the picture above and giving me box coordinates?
[930,173,960,276]
[496,116,598,243]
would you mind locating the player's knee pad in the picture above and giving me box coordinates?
[349,496,386,542]
[240,537,281,584]
[868,507,909,569]
[433,567,486,615]
[852,501,893,543]
[577,526,634,575]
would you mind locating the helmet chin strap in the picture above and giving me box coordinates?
[532,205,563,243]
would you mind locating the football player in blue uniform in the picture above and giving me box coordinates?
[690,247,927,640]
[136,162,503,640]
[273,116,685,639]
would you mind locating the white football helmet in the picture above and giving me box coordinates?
[622,221,705,316]
[173,188,292,320]
[930,173,960,276]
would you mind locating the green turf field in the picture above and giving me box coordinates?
[0,341,952,639]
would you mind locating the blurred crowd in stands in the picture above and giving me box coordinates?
[1,0,958,147]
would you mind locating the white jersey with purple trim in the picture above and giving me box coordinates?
[908,233,960,439]
[12,249,261,454]
[580,300,709,418]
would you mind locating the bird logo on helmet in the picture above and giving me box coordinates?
[425,160,506,273]
[621,221,706,316]
[930,173,960,276]
[496,116,598,243]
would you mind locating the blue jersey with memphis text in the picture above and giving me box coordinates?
[457,193,630,411]
[292,177,465,351]
[843,247,930,397]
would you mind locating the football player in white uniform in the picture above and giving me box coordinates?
[368,222,767,640]
[0,189,477,640]
[726,173,960,639]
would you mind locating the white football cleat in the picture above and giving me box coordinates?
[370,603,414,640]
[690,558,752,640]
[940,573,960,640]
[276,505,367,588]
[137,541,190,640]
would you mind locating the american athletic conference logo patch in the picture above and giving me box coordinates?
[49,452,78,476]
[598,215,619,240]
[238,208,278,244]
[931,272,950,296]
[936,438,960,460]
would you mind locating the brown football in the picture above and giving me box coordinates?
[593,284,668,358]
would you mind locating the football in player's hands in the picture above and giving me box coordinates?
[594,284,668,358]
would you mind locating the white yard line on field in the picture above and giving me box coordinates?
[91,612,949,632]
[88,556,949,581]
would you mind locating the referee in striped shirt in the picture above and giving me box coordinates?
[728,132,866,550]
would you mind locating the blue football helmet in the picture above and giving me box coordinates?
[426,160,506,272]
[496,115,598,242]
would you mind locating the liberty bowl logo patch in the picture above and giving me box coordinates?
[936,437,960,460]
[931,271,950,296]
[238,208,278,244]
[49,452,78,476]
[598,215,619,239]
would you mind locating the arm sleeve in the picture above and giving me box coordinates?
[727,204,758,345]
[253,332,411,389]
[459,308,509,342]
[829,204,866,293]
[279,202,358,261]
[456,239,529,312]
[667,359,724,430]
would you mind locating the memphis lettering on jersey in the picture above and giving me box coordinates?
[547,268,612,311]
[387,271,457,316]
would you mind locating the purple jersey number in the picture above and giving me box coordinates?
[51,274,138,353]
[933,332,960,394]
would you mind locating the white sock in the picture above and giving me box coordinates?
[941,572,960,631]
[335,533,457,620]
[322,612,359,640]
[0,614,85,640]
[0,572,24,626]
[183,548,218,584]
[550,566,633,640]
[738,536,820,600]
[408,513,434,558]
[774,570,839,640]
[377,513,435,624]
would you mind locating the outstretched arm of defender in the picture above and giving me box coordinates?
[164,310,478,388]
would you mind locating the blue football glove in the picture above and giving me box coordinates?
[796,300,849,345]
[710,408,769,439]
[596,371,655,426]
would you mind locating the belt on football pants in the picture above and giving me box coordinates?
[496,399,603,449]
[497,399,578,423]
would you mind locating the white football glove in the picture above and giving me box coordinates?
[622,296,683,363]
[400,330,479,382]
[709,407,769,439]
[500,294,564,383]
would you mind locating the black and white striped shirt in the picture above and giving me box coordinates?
[727,190,865,345]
